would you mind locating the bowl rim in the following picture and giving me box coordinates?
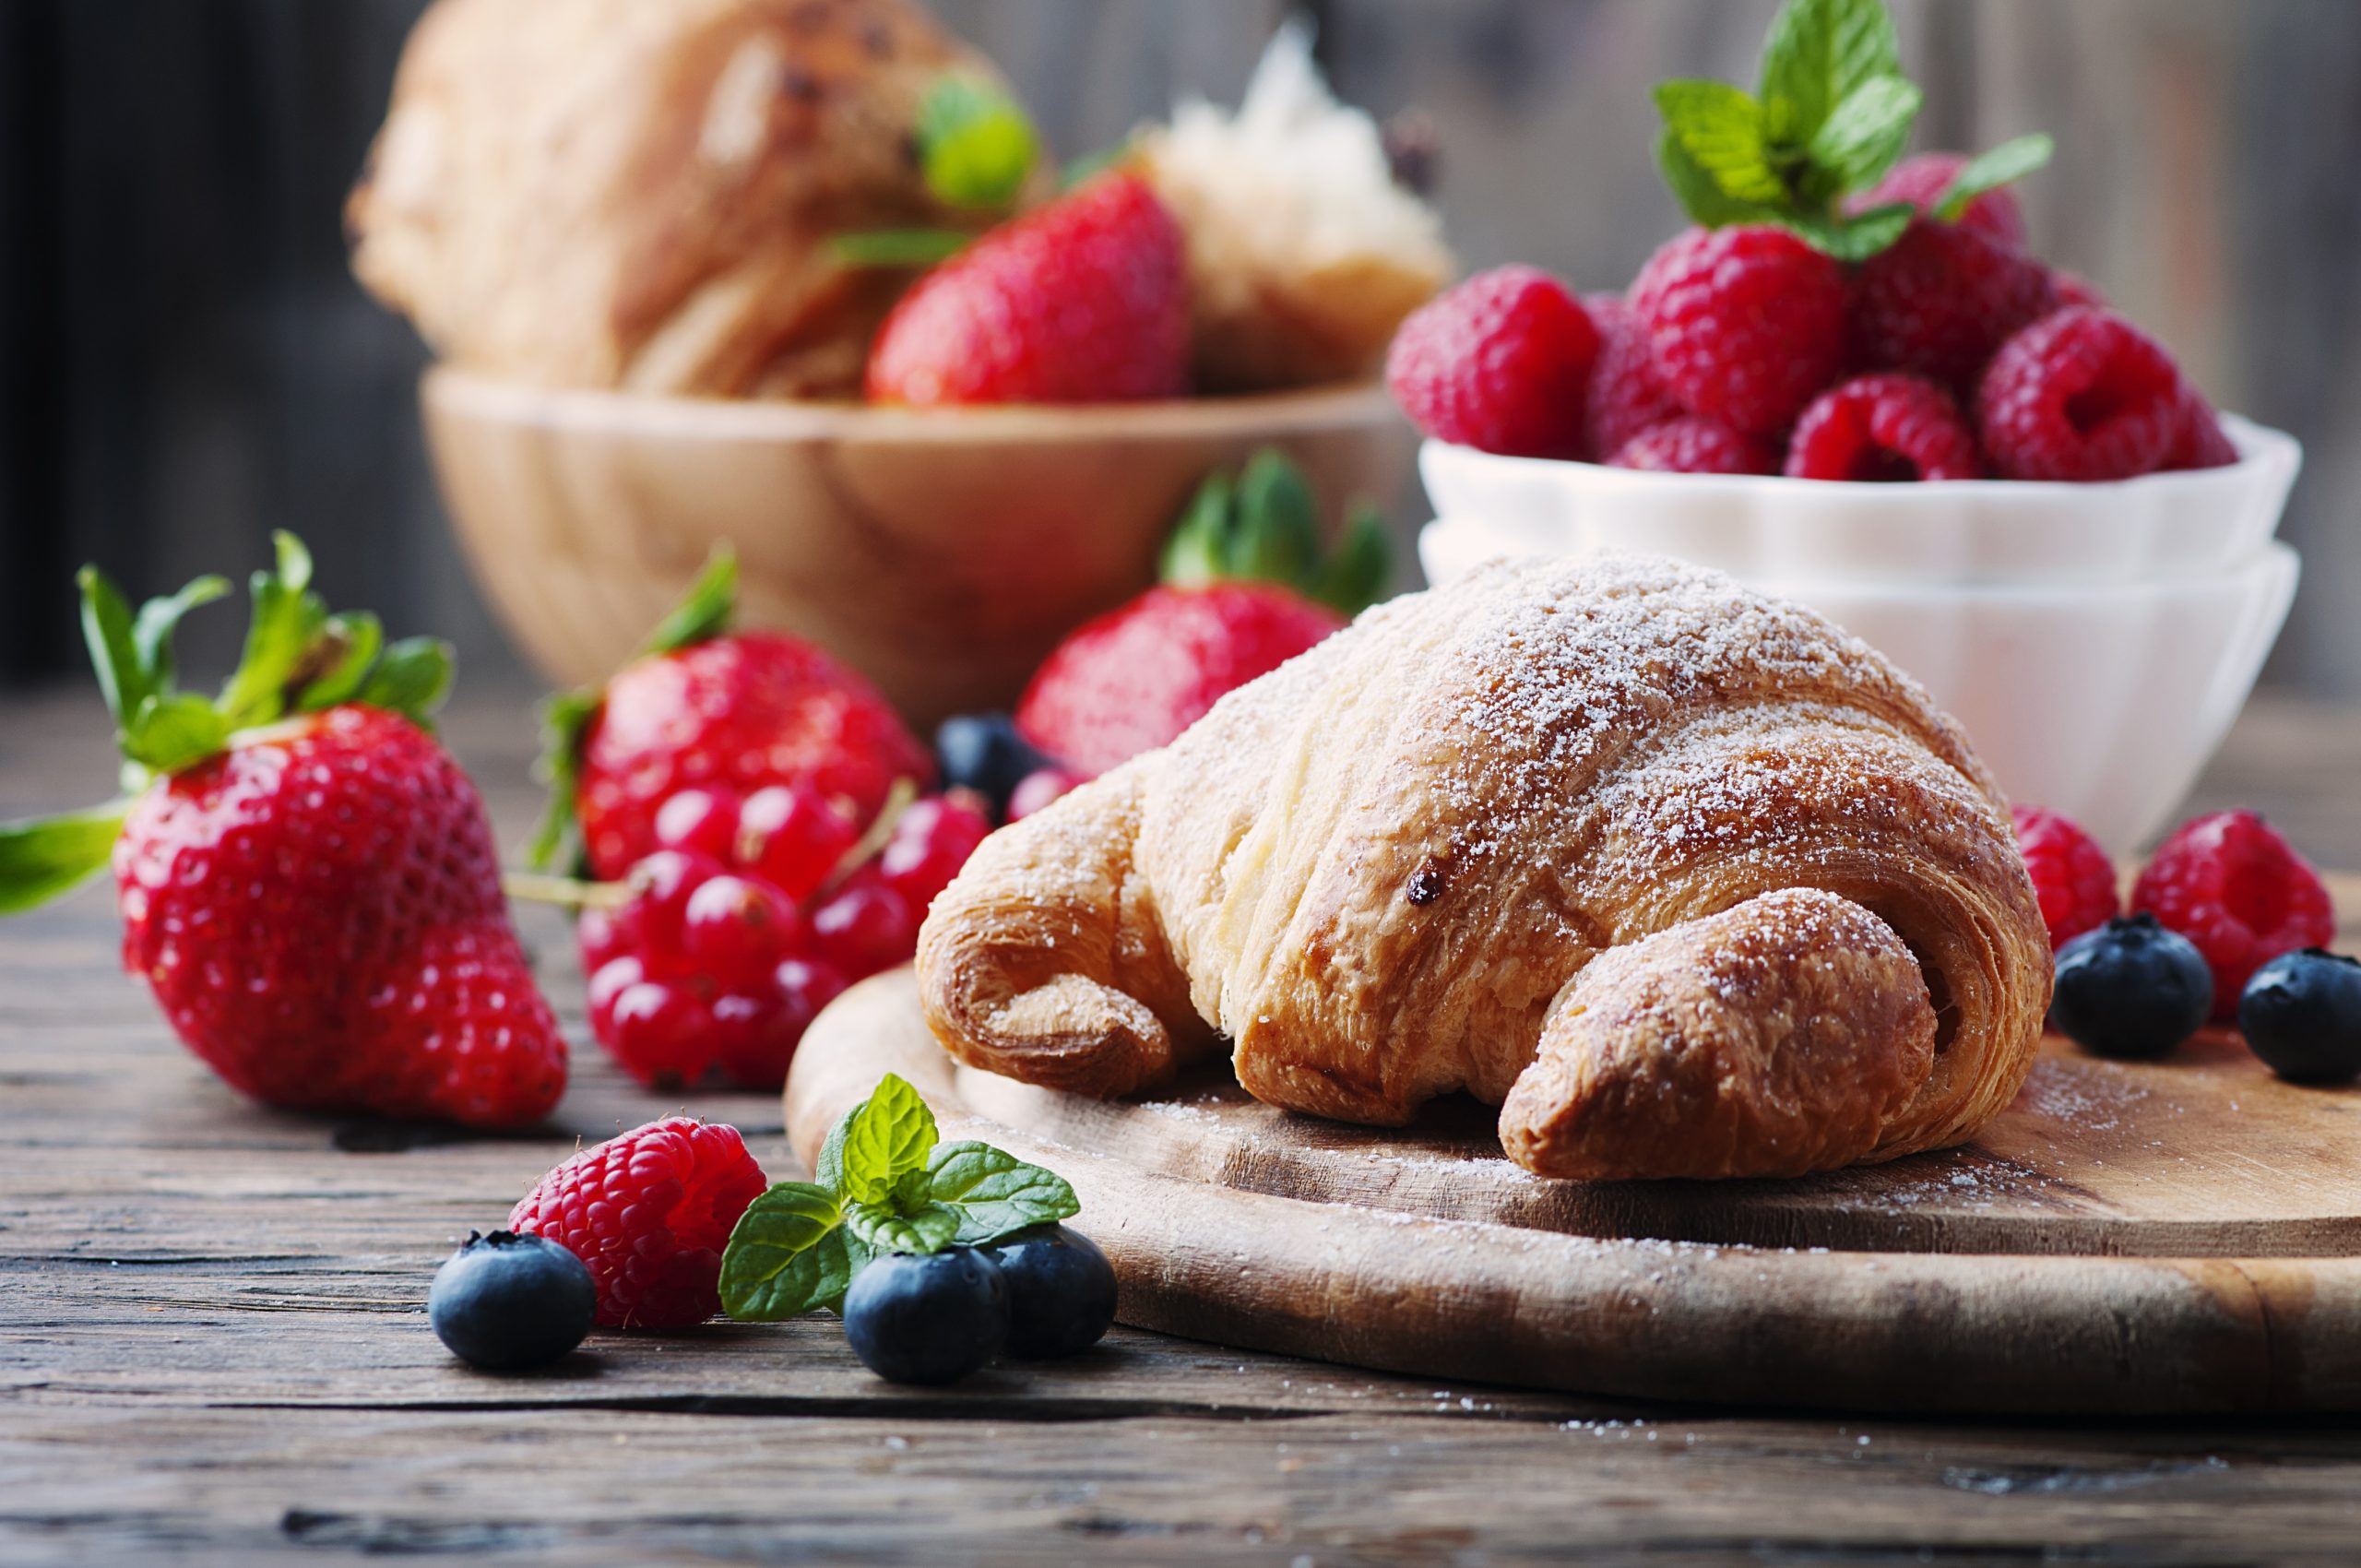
[1421,412,2298,500]
[422,364,1402,445]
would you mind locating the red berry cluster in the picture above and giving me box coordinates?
[579,783,992,1090]
[1387,155,2239,484]
[2014,804,2334,1023]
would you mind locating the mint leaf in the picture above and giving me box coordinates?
[1779,201,1915,262]
[836,1073,939,1205]
[1228,449,1322,588]
[356,636,455,727]
[1935,133,2054,220]
[1655,129,1780,230]
[926,1140,1080,1246]
[719,1182,871,1321]
[832,229,973,269]
[1806,74,1920,194]
[917,74,1038,210]
[643,547,737,656]
[1759,0,1902,148]
[1653,80,1786,207]
[0,801,132,914]
[844,1197,960,1255]
[122,693,232,775]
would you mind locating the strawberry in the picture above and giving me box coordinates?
[1014,448,1380,776]
[533,551,931,881]
[0,535,565,1126]
[864,172,1190,406]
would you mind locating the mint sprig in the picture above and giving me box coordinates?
[1160,447,1392,617]
[1653,0,2049,262]
[719,1073,1080,1322]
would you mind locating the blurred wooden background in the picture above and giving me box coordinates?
[1,0,2355,697]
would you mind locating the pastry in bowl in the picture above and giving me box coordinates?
[916,555,2052,1182]
[348,0,1038,398]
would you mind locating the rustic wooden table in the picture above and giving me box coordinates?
[6,688,2360,1566]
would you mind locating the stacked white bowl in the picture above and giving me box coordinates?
[1417,416,2303,855]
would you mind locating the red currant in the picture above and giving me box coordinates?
[708,986,800,1090]
[587,955,645,1021]
[738,784,860,902]
[777,956,851,1023]
[1008,767,1085,822]
[619,849,724,956]
[681,873,804,987]
[653,788,745,862]
[810,877,917,979]
[878,797,992,911]
[578,905,628,971]
[604,980,715,1087]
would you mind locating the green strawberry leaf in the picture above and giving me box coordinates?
[1759,0,1902,148]
[1935,133,2055,220]
[718,1182,870,1321]
[1308,505,1392,618]
[219,532,326,731]
[836,1073,940,1205]
[355,636,454,727]
[832,230,973,269]
[122,693,233,776]
[1805,74,1920,196]
[1653,80,1786,207]
[643,547,738,657]
[292,612,385,715]
[1228,449,1323,588]
[1160,470,1237,590]
[130,576,231,702]
[0,801,133,915]
[527,687,599,873]
[925,1140,1080,1245]
[1655,129,1781,230]
[917,74,1039,210]
[76,567,147,731]
[843,1196,961,1255]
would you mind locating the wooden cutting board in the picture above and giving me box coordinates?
[786,969,2361,1417]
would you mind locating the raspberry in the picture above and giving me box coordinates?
[1852,153,2029,250]
[1976,308,2189,481]
[2131,811,2336,1021]
[1849,220,2057,394]
[2011,805,2119,951]
[1583,292,1685,459]
[1628,225,1846,436]
[1785,374,1984,482]
[1607,418,1773,476]
[1385,266,1597,457]
[511,1118,767,1329]
[2165,386,2240,471]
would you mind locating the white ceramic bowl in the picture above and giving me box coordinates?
[1419,518,2300,856]
[1419,415,2300,587]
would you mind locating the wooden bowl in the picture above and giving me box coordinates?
[421,368,1417,726]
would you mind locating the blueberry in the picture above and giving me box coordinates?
[986,1225,1118,1360]
[428,1229,596,1371]
[841,1248,1009,1385]
[2050,914,2213,1061]
[934,714,1056,816]
[2238,949,2361,1085]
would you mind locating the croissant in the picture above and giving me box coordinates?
[916,555,2052,1182]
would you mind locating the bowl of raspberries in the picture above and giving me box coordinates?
[1386,1,2300,855]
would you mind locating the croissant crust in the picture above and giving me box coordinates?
[918,555,2052,1181]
